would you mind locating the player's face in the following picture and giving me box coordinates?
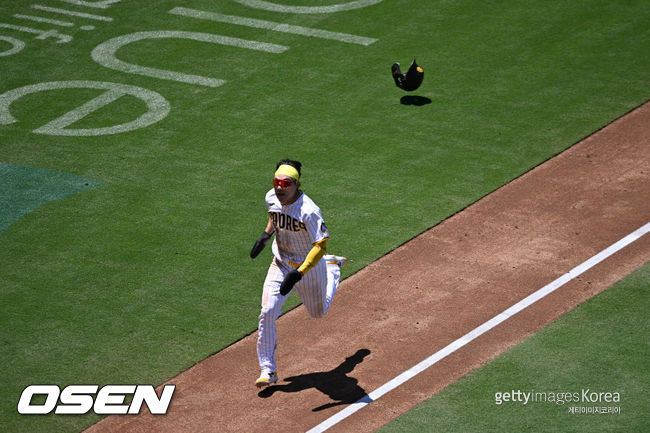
[273,175,299,205]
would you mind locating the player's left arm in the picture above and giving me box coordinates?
[297,239,328,275]
[297,207,330,275]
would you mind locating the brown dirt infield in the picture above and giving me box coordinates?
[86,102,649,433]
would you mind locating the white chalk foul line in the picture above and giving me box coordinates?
[307,222,650,433]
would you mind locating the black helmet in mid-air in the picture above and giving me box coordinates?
[392,58,424,91]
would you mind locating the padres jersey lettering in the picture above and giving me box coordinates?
[270,212,307,232]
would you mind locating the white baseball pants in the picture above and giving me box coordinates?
[257,257,341,373]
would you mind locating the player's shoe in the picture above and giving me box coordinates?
[255,371,278,387]
[324,255,347,268]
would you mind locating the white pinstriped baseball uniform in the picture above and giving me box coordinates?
[257,188,341,373]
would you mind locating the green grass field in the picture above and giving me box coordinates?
[1,1,648,432]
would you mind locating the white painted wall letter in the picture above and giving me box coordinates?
[0,80,170,136]
[230,0,384,14]
[0,35,26,56]
[91,31,289,87]
[57,0,122,9]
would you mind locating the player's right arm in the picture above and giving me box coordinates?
[264,216,274,235]
[250,216,275,259]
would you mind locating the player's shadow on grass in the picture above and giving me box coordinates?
[400,95,432,106]
[257,348,371,412]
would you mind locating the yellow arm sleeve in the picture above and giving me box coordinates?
[297,239,327,275]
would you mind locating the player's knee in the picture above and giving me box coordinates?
[259,305,280,322]
[259,307,271,321]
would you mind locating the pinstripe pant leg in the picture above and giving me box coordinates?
[297,259,340,318]
[324,260,341,314]
[257,258,288,373]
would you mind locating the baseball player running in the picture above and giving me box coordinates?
[250,159,347,387]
